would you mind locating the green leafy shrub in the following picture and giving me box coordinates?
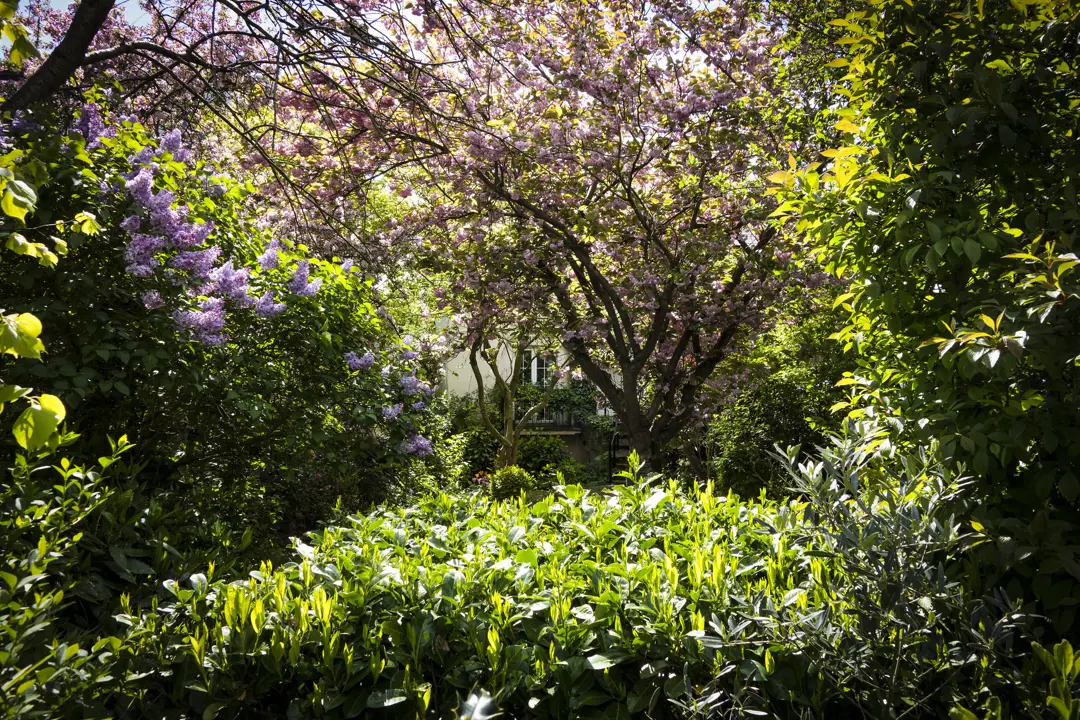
[70,425,1043,719]
[775,0,1080,631]
[698,301,848,495]
[461,428,500,479]
[0,433,254,718]
[516,435,569,476]
[0,439,133,718]
[548,379,615,435]
[434,432,472,488]
[952,640,1080,720]
[488,464,533,500]
[707,370,828,497]
[0,99,439,540]
[563,458,611,487]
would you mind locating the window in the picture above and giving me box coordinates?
[521,349,556,423]
[521,350,553,387]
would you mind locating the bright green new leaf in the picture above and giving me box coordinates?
[12,393,66,450]
[1,312,45,358]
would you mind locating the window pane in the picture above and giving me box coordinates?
[521,350,533,385]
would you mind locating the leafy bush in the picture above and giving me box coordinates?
[952,639,1080,720]
[434,432,472,489]
[460,428,500,479]
[774,0,1080,631]
[0,440,134,718]
[52,430,1042,719]
[516,435,569,476]
[488,464,534,500]
[707,370,828,497]
[697,300,847,494]
[548,379,617,437]
[560,458,612,487]
[0,434,252,718]
[0,100,439,539]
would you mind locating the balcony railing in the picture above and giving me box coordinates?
[520,407,576,429]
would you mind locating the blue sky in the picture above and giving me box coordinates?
[46,0,150,27]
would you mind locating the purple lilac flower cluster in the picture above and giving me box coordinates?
[210,262,253,307]
[258,239,283,270]
[253,291,287,318]
[345,350,376,370]
[168,246,221,278]
[286,260,322,297]
[353,344,439,457]
[141,290,164,310]
[10,111,37,135]
[399,434,433,457]
[73,103,110,149]
[122,164,216,278]
[160,129,182,153]
[399,372,432,396]
[174,297,227,345]
[115,126,302,344]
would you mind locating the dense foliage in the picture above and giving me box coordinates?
[2,0,1079,715]
[1,444,1061,718]
[1,101,443,538]
[774,0,1080,630]
[703,308,848,495]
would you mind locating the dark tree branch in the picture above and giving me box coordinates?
[82,40,210,67]
[3,0,116,113]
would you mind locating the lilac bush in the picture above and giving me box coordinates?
[70,101,339,348]
[62,100,444,465]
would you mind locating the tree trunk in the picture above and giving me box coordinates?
[495,388,518,468]
[3,0,117,112]
[626,426,665,476]
[687,446,709,484]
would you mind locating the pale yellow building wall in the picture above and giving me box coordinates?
[442,344,574,398]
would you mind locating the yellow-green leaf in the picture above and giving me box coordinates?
[12,393,66,451]
[767,170,794,185]
[821,146,866,159]
[1,189,28,221]
[835,119,861,135]
[1,312,45,358]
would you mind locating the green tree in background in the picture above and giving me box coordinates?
[775,0,1080,630]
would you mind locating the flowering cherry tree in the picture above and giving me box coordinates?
[303,0,794,465]
[13,0,799,466]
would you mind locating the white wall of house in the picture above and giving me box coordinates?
[442,343,573,398]
[443,344,508,397]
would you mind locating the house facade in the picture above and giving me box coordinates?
[441,344,615,466]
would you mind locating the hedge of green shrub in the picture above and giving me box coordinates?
[516,435,569,476]
[460,428,500,481]
[0,437,256,718]
[707,370,829,498]
[488,464,534,500]
[11,434,1046,719]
